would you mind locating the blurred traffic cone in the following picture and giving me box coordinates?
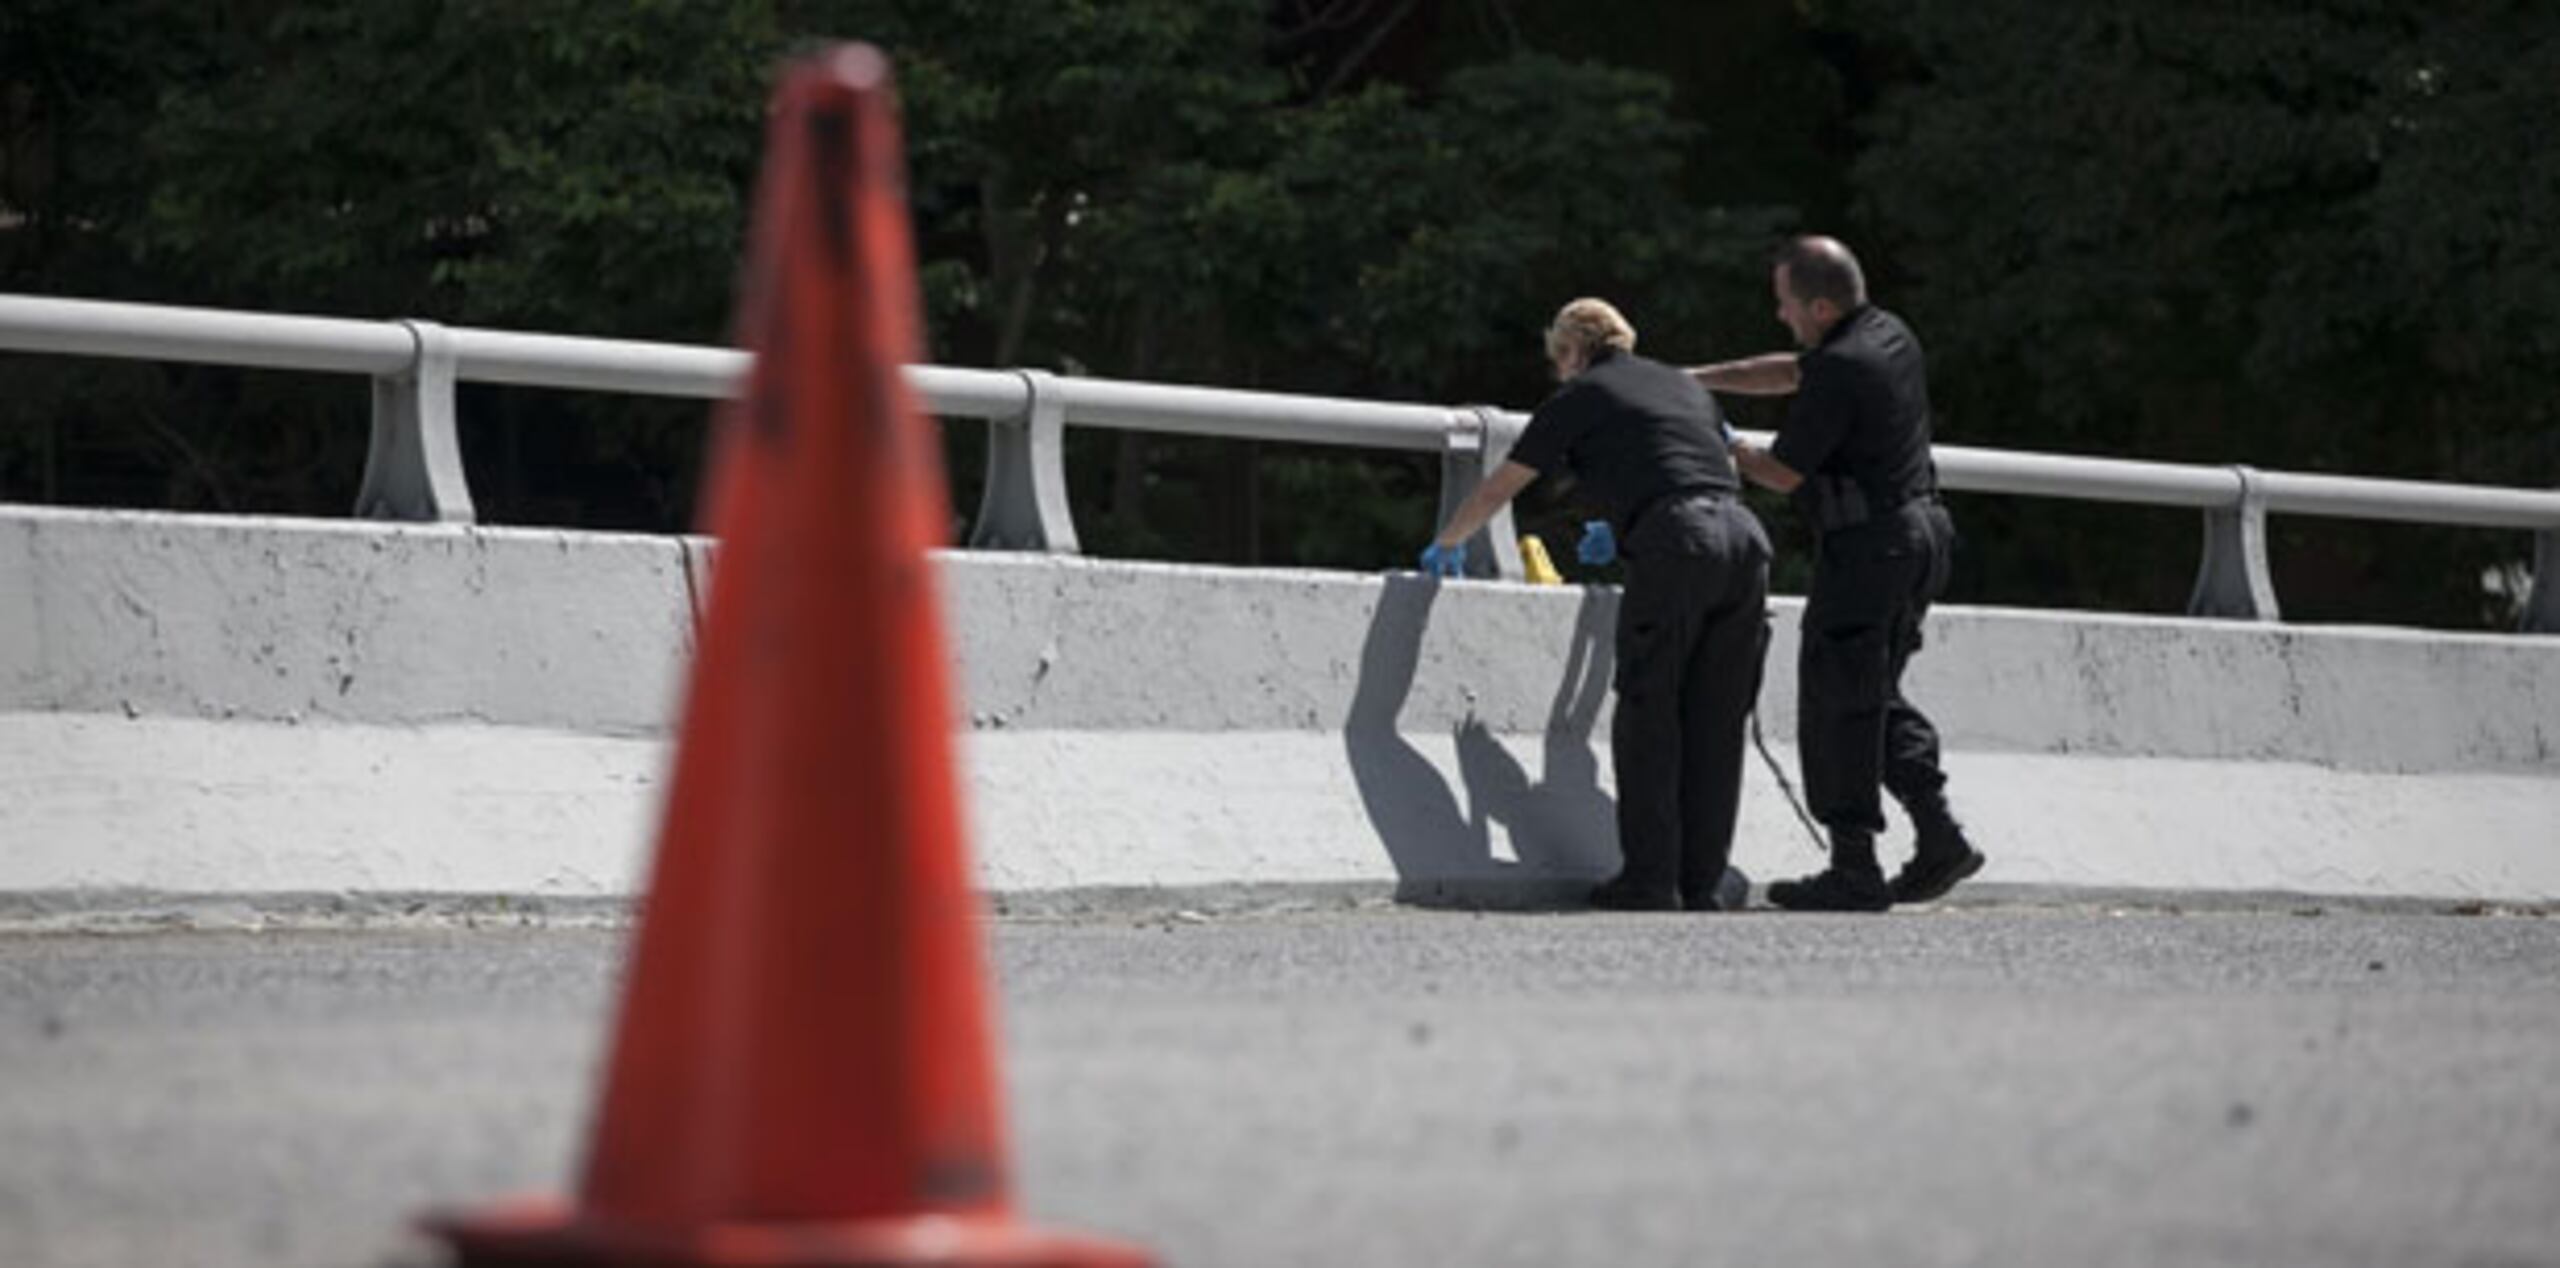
[422,44,1152,1267]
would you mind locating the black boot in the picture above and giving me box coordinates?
[1891,795,1986,904]
[1768,830,1893,913]
[1588,872,1680,912]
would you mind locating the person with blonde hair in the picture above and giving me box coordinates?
[1424,297,1769,911]
[1544,296,1638,361]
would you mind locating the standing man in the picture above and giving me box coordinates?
[1689,236,1985,911]
[1424,298,1770,911]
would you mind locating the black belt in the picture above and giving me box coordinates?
[1808,472,1941,534]
[1625,486,1735,536]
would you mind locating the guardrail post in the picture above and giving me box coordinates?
[1433,406,1524,580]
[357,320,475,523]
[2187,463,2276,620]
[2526,518,2559,634]
[968,369,1079,552]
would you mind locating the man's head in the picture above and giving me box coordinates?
[1771,236,1867,348]
[1544,297,1636,380]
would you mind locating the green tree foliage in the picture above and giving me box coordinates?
[1832,0,2559,623]
[2,0,1787,555]
[0,0,779,521]
[4,1,2550,625]
[782,2,1789,565]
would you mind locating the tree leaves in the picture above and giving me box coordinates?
[1840,0,2558,623]
[8,1,2543,625]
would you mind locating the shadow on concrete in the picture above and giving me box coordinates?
[1344,576,1621,909]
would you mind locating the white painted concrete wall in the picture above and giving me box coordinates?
[2,504,2554,904]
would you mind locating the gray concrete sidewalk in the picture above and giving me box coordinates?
[2,903,2556,1267]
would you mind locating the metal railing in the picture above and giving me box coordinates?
[4,293,2555,632]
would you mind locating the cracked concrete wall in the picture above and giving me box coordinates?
[2,505,2555,902]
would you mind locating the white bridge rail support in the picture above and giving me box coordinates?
[3,293,2555,632]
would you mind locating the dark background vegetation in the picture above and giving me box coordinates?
[4,1,2553,626]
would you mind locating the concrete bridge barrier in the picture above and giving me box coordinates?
[2,504,2554,910]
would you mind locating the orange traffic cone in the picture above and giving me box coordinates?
[423,44,1152,1267]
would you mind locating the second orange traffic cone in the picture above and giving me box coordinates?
[424,44,1152,1268]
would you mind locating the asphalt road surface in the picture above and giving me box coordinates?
[3,898,2557,1268]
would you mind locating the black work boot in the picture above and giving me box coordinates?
[1767,831,1893,913]
[1891,795,1986,904]
[1587,872,1680,912]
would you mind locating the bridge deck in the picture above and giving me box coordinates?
[4,904,2556,1267]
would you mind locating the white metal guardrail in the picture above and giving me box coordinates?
[3,293,2555,630]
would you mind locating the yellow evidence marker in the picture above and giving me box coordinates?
[1519,535,1564,585]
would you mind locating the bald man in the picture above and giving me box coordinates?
[1689,237,1985,912]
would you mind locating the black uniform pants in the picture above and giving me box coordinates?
[1798,500,1956,837]
[1610,497,1771,902]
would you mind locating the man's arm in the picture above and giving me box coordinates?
[1687,353,1801,396]
[1432,460,1540,549]
[1747,357,1851,498]
[1730,440,1802,494]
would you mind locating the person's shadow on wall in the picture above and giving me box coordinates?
[1344,575,1621,908]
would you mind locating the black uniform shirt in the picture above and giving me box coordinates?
[1770,305,1937,512]
[1505,348,1736,534]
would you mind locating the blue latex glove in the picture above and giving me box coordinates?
[1577,520,1617,566]
[1418,542,1467,577]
